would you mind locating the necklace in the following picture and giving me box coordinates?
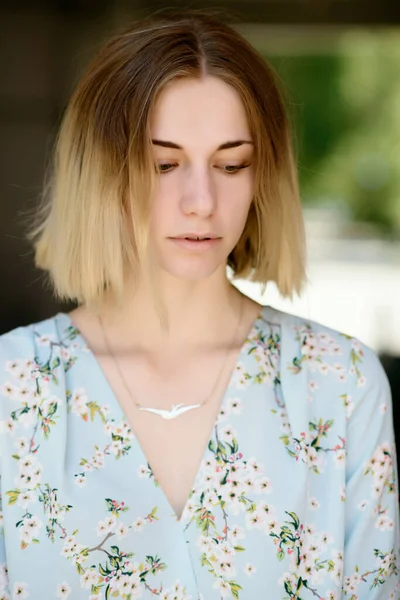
[98,295,244,420]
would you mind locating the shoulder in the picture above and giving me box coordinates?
[0,313,68,371]
[261,304,388,401]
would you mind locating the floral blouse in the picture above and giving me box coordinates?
[0,305,398,600]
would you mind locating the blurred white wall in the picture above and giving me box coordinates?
[234,206,400,355]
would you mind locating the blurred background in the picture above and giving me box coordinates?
[0,0,399,441]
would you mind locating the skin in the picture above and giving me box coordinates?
[70,75,262,356]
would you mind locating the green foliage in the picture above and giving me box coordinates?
[265,32,400,235]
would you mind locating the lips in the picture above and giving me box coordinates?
[172,234,220,240]
[169,237,222,250]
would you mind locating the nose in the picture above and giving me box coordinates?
[180,164,217,217]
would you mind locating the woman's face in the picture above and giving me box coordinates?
[148,75,255,282]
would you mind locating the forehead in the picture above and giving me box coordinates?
[150,76,251,149]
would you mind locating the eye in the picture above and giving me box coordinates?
[156,163,177,173]
[156,162,251,175]
[220,164,251,175]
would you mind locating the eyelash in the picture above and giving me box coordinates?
[156,163,251,175]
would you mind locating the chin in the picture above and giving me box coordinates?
[159,257,226,282]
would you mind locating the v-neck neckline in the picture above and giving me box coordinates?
[56,305,267,524]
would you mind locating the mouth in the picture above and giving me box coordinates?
[169,236,222,250]
[172,235,220,241]
[180,236,211,241]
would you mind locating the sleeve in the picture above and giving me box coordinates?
[0,486,10,600]
[0,340,11,599]
[343,339,400,599]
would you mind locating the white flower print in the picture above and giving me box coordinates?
[0,563,9,592]
[247,458,263,474]
[364,441,396,498]
[14,455,43,489]
[20,515,42,545]
[244,563,256,576]
[342,394,354,419]
[375,512,395,531]
[229,362,246,389]
[37,334,54,347]
[212,579,231,597]
[1,418,16,435]
[221,426,238,443]
[197,535,214,552]
[318,363,330,375]
[56,582,71,598]
[217,406,229,422]
[137,465,152,479]
[380,402,388,414]
[0,382,18,400]
[69,388,89,419]
[132,517,145,532]
[80,568,100,590]
[96,514,116,536]
[203,490,219,510]
[278,572,298,591]
[308,496,321,510]
[115,522,129,539]
[12,582,29,599]
[74,474,86,487]
[227,397,243,415]
[227,525,245,544]
[17,491,36,510]
[14,437,29,455]
[255,476,272,494]
[60,536,85,560]
[334,449,346,468]
[339,484,346,502]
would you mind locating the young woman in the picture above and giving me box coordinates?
[0,11,398,600]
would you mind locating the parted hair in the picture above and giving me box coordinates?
[28,10,307,313]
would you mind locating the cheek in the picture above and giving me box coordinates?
[219,174,254,216]
[148,180,174,231]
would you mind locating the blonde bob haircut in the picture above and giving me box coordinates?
[29,10,307,319]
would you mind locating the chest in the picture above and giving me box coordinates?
[95,348,241,519]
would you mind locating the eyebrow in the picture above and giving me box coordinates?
[151,139,254,151]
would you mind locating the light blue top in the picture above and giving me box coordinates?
[0,306,399,600]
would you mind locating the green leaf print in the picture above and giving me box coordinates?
[229,581,243,599]
[5,490,20,505]
[220,470,228,486]
[51,357,61,371]
[98,564,109,577]
[286,511,300,530]
[208,439,216,453]
[217,441,227,455]
[87,401,106,423]
[91,585,102,594]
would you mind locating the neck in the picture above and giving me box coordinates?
[95,272,244,355]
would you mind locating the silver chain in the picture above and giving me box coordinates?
[97,294,244,415]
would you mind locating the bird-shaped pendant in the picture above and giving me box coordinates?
[138,403,201,419]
